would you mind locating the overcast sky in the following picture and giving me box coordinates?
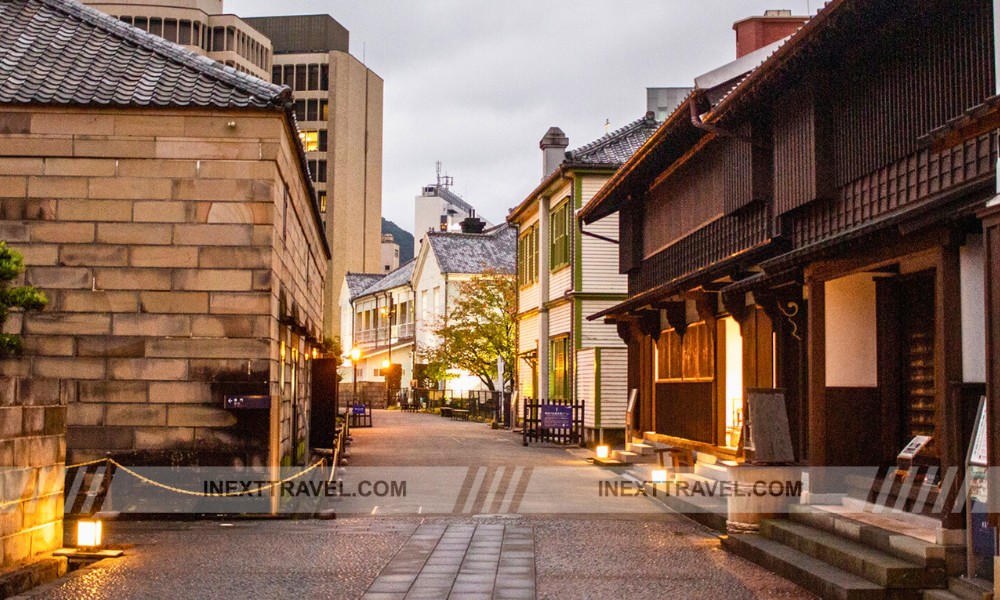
[228,1,816,233]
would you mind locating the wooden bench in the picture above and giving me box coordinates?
[451,409,470,421]
[439,407,453,418]
[401,401,419,412]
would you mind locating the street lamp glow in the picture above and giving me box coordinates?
[76,519,102,548]
[382,359,391,369]
[349,347,361,362]
[595,445,610,459]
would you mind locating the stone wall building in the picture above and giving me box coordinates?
[0,0,328,534]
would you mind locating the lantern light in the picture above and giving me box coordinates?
[651,469,668,484]
[382,359,391,369]
[595,445,610,460]
[77,519,103,548]
[349,346,361,362]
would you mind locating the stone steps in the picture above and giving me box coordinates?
[788,505,957,570]
[722,533,887,600]
[760,520,945,589]
[626,442,654,455]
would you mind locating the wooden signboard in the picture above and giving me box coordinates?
[968,396,987,468]
[742,388,794,464]
[898,435,933,462]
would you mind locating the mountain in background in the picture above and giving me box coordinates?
[381,218,414,264]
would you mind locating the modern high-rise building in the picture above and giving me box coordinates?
[81,3,385,339]
[83,0,273,79]
[247,15,383,338]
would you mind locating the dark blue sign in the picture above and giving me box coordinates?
[351,404,367,415]
[540,405,572,429]
[224,395,270,409]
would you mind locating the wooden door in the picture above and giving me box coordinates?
[897,271,937,455]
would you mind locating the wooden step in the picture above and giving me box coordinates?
[788,504,953,569]
[761,519,946,589]
[722,533,886,600]
[924,590,964,600]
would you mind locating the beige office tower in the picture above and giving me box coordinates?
[79,3,385,339]
[83,0,273,79]
[246,15,383,339]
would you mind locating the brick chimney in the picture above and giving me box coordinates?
[733,10,808,59]
[539,127,569,179]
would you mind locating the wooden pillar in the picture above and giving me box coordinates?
[938,240,966,530]
[936,240,964,473]
[806,275,826,466]
[979,204,1000,520]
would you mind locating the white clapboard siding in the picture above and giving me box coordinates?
[550,265,572,299]
[580,212,627,295]
[579,299,626,348]
[577,348,597,428]
[519,282,540,314]
[598,348,629,428]
[579,174,608,204]
[518,359,535,399]
[518,313,539,353]
[549,302,572,337]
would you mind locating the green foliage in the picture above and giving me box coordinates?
[419,270,517,392]
[321,336,343,358]
[0,242,47,357]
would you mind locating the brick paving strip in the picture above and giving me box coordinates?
[362,523,536,600]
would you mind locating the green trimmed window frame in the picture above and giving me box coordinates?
[549,336,569,399]
[517,224,539,288]
[549,199,571,270]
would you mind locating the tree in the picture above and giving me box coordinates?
[0,243,47,356]
[419,270,516,392]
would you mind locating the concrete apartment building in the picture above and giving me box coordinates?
[414,176,491,257]
[0,1,328,556]
[248,15,383,338]
[79,3,385,338]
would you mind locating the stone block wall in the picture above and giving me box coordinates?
[0,374,66,567]
[0,105,327,468]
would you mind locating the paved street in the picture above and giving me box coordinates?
[21,411,813,599]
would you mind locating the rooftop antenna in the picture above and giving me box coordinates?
[436,161,453,190]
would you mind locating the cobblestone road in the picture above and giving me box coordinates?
[20,410,813,599]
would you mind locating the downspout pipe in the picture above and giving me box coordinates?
[538,196,551,401]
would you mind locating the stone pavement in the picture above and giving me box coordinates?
[362,523,534,600]
[18,410,814,599]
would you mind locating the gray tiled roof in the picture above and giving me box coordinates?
[0,0,289,108]
[427,223,516,275]
[345,273,384,298]
[358,260,415,298]
[565,112,660,166]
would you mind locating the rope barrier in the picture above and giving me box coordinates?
[0,457,331,509]
[107,458,328,497]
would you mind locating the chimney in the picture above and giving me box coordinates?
[460,215,486,234]
[539,127,569,179]
[733,10,809,59]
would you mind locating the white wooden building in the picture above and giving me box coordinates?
[508,115,660,443]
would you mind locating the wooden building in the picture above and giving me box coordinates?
[581,0,994,479]
[508,116,660,443]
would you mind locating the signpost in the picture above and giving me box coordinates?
[965,397,994,580]
[741,389,794,464]
[224,395,270,410]
[624,389,638,447]
[540,404,573,429]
